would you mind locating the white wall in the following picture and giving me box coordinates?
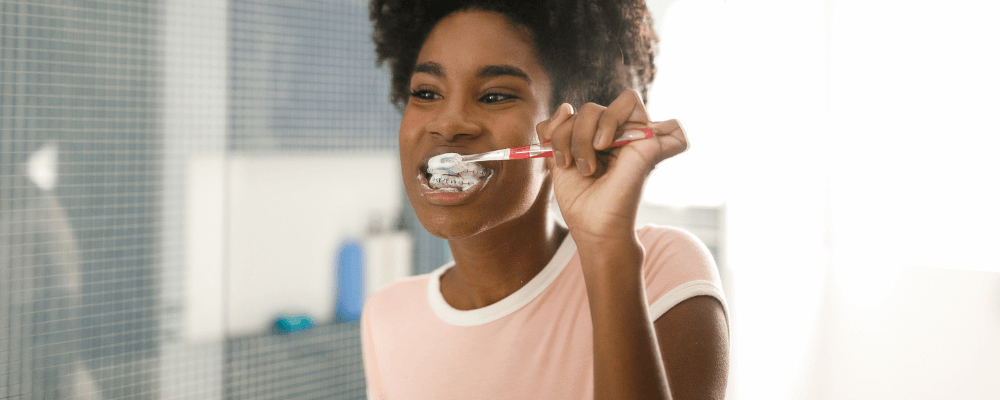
[184,153,402,337]
[804,266,1000,399]
[643,0,1000,399]
[805,1,1000,398]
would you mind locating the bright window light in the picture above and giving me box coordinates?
[645,0,1000,399]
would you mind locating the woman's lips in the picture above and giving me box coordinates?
[416,160,495,206]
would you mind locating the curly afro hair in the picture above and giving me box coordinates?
[369,0,658,114]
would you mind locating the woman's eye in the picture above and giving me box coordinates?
[480,92,517,104]
[409,89,441,101]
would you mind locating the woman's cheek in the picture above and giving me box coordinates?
[398,112,422,144]
[492,112,537,143]
[400,102,435,132]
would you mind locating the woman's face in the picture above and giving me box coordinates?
[400,10,553,239]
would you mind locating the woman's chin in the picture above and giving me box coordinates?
[418,214,496,241]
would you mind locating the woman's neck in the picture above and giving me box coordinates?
[440,201,568,311]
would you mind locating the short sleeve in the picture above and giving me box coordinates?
[638,225,729,322]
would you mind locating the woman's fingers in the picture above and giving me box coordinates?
[569,103,605,176]
[547,101,616,176]
[537,103,574,142]
[547,111,576,169]
[539,91,674,176]
[594,89,650,150]
[537,103,574,168]
[651,119,690,162]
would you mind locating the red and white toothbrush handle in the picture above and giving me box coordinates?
[507,128,655,160]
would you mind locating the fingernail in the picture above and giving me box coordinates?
[593,129,604,147]
[555,151,567,168]
[577,158,591,175]
[557,103,571,119]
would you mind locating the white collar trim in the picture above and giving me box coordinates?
[427,234,577,327]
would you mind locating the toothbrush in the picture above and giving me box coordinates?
[460,128,654,162]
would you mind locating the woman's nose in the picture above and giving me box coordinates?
[425,98,481,142]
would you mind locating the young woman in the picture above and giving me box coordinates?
[363,1,729,399]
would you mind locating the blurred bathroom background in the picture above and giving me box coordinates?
[1,0,997,399]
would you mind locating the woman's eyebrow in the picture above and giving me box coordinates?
[477,65,531,84]
[414,62,445,77]
[412,62,531,84]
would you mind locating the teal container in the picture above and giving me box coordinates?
[273,313,314,335]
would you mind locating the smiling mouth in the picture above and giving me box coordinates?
[421,154,494,192]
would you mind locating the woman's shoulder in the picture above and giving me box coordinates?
[636,223,711,253]
[635,223,727,320]
[634,223,721,286]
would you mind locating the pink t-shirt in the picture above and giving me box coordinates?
[361,225,728,400]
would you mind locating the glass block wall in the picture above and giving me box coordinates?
[1,0,448,399]
[1,1,163,398]
[228,0,399,152]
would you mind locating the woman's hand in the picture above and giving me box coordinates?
[536,90,689,251]
[539,91,692,400]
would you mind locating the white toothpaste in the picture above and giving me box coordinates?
[427,153,490,191]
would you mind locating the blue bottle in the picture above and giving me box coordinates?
[335,239,365,322]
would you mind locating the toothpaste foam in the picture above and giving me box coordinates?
[427,153,489,191]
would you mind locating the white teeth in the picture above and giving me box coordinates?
[429,175,477,189]
[426,152,491,191]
